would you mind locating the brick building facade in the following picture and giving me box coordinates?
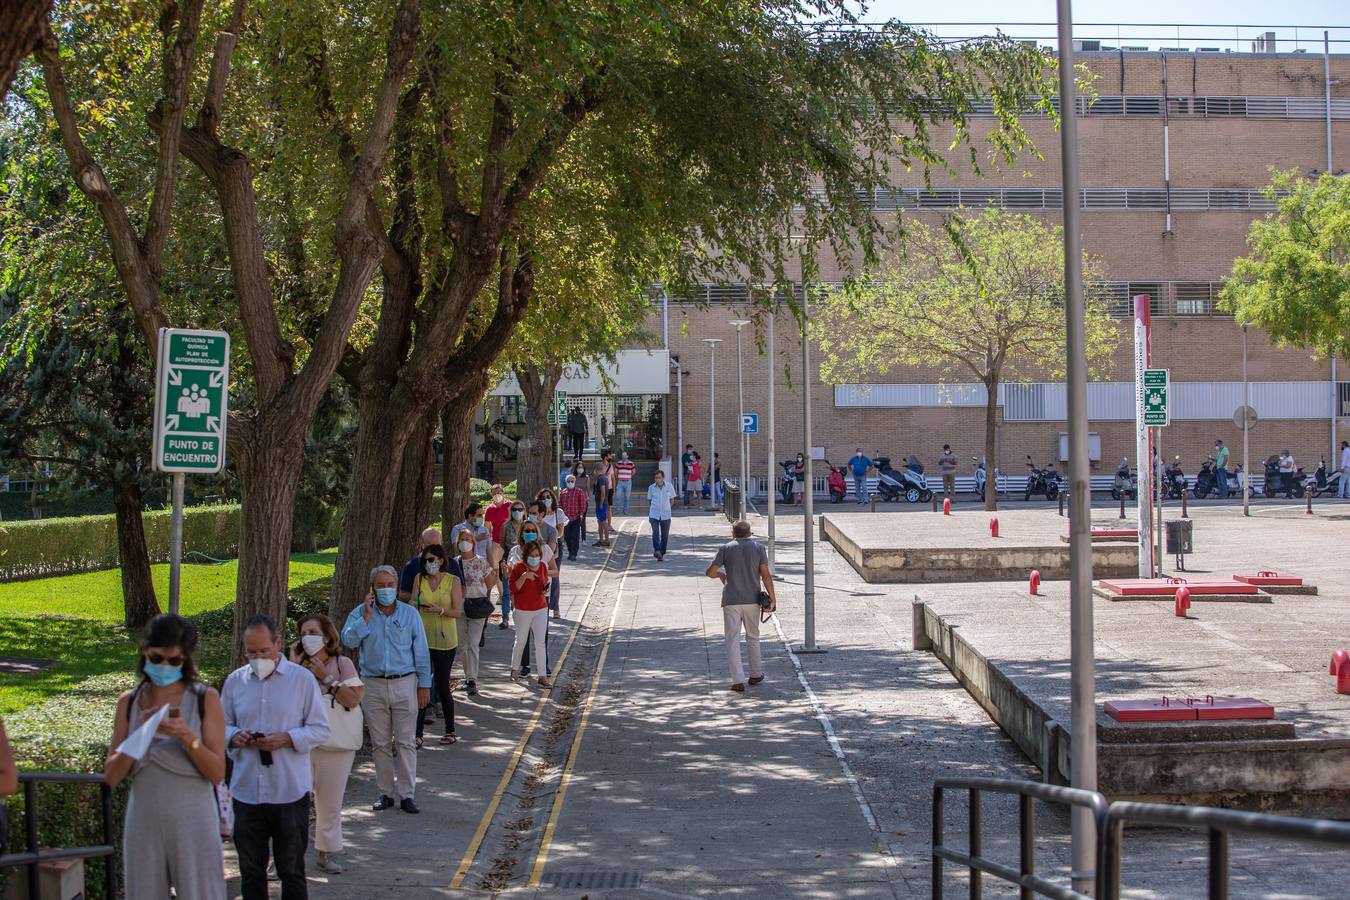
[658,49,1350,490]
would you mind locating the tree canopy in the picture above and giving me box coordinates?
[1222,170,1350,355]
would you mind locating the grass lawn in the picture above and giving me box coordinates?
[0,552,336,716]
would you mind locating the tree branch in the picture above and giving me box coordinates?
[197,0,247,137]
[500,73,605,222]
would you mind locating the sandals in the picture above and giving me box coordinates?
[439,733,458,745]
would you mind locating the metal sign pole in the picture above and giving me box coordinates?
[1156,427,1165,575]
[1055,3,1098,891]
[168,472,185,615]
[1133,299,1152,577]
[1243,325,1251,516]
[800,282,822,654]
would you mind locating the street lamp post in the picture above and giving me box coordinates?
[730,320,751,517]
[767,306,777,568]
[1243,324,1250,517]
[702,338,722,510]
[799,282,822,653]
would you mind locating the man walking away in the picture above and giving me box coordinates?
[938,444,958,500]
[1214,440,1230,498]
[566,408,588,459]
[1340,440,1350,500]
[848,448,872,504]
[341,566,432,814]
[559,474,588,560]
[223,615,331,900]
[614,451,636,514]
[706,521,777,693]
[647,469,677,560]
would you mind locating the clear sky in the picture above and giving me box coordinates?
[843,2,1349,53]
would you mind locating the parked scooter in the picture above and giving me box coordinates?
[1110,457,1138,501]
[971,457,987,501]
[1163,457,1187,499]
[1306,458,1343,498]
[876,456,933,503]
[1190,456,1217,499]
[1257,455,1306,498]
[1023,455,1060,501]
[778,459,797,503]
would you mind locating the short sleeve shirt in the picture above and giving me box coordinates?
[457,554,493,598]
[711,538,769,607]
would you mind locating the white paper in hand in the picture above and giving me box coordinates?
[116,703,170,761]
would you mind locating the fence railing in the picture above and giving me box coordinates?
[0,772,118,900]
[932,776,1350,900]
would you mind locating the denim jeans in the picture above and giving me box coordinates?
[854,474,867,503]
[615,480,632,513]
[499,572,512,621]
[649,517,671,554]
[1216,467,1229,498]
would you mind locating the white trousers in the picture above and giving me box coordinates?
[723,604,763,685]
[459,616,487,680]
[309,748,355,853]
[362,675,418,800]
[511,608,549,675]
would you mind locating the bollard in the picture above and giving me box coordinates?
[870,494,876,513]
[931,493,939,512]
[990,516,999,538]
[1330,649,1349,676]
[1029,570,1041,596]
[943,497,952,516]
[1339,665,1350,696]
[1306,489,1313,515]
[1119,493,1126,519]
[1057,492,1065,516]
[1174,586,1192,617]
[1181,488,1188,519]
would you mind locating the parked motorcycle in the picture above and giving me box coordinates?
[876,456,933,503]
[1256,455,1305,499]
[1163,457,1187,499]
[1110,457,1137,501]
[1023,455,1060,501]
[778,459,797,503]
[1306,458,1343,498]
[1190,456,1217,499]
[971,457,986,501]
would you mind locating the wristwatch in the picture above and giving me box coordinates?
[188,738,201,752]
[322,674,336,686]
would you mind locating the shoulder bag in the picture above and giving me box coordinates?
[319,675,365,752]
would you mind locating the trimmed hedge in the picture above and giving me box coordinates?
[0,503,342,582]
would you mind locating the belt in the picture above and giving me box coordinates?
[370,672,415,679]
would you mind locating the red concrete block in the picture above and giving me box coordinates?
[1186,696,1275,720]
[1097,578,1260,597]
[1104,698,1198,722]
[1091,528,1138,538]
[1233,572,1304,587]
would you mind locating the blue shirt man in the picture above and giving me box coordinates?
[342,565,432,811]
[647,470,678,560]
[849,449,872,504]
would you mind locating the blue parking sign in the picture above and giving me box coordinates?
[741,413,759,434]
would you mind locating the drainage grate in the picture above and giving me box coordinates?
[541,871,643,889]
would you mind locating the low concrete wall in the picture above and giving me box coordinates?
[826,516,1138,584]
[914,597,1350,816]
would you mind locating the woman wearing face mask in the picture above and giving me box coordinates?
[106,614,227,899]
[509,521,558,677]
[537,488,568,620]
[792,452,806,505]
[412,544,461,744]
[289,614,364,874]
[509,541,552,687]
[497,501,526,629]
[453,533,496,696]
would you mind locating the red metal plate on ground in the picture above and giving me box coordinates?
[1091,528,1137,537]
[1233,573,1304,587]
[1097,578,1260,596]
[1104,699,1197,722]
[1186,696,1275,720]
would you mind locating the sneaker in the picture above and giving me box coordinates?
[317,852,344,875]
[267,863,279,881]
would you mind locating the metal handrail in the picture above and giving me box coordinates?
[932,776,1108,899]
[0,771,118,900]
[1103,801,1350,900]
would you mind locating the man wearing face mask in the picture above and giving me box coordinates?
[342,566,432,814]
[398,526,442,602]
[558,474,589,560]
[449,502,494,561]
[221,614,331,899]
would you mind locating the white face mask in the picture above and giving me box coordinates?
[458,541,474,554]
[249,657,277,680]
[425,560,441,574]
[301,635,325,656]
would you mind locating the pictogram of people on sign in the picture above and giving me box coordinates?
[177,384,211,418]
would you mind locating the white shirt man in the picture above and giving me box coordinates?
[1339,441,1350,499]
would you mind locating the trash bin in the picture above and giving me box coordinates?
[723,480,742,523]
[1165,519,1193,555]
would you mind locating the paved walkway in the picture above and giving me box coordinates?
[225,503,1348,899]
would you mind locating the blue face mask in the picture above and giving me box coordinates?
[473,517,485,528]
[375,587,398,606]
[144,661,183,687]
[543,498,553,508]
[527,514,538,523]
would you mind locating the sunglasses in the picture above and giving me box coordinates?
[146,652,185,666]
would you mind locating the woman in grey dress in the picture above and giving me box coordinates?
[106,614,227,900]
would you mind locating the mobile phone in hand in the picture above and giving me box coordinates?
[168,707,181,719]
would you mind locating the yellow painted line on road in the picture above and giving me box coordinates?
[449,523,629,890]
[527,520,640,886]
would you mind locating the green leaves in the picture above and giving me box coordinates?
[1222,170,1350,356]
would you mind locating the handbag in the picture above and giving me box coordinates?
[319,681,365,752]
[464,595,495,619]
[758,590,774,622]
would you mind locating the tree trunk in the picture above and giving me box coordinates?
[0,0,50,102]
[232,428,306,665]
[114,480,160,629]
[441,388,480,532]
[385,415,437,564]
[516,364,561,501]
[984,378,999,512]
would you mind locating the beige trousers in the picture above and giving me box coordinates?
[457,616,487,681]
[362,675,418,800]
[723,604,763,685]
[309,747,356,853]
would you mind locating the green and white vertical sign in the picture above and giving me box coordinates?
[153,328,230,473]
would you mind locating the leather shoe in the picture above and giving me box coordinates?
[748,675,765,686]
[730,683,746,692]
[372,795,395,811]
[400,797,421,814]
